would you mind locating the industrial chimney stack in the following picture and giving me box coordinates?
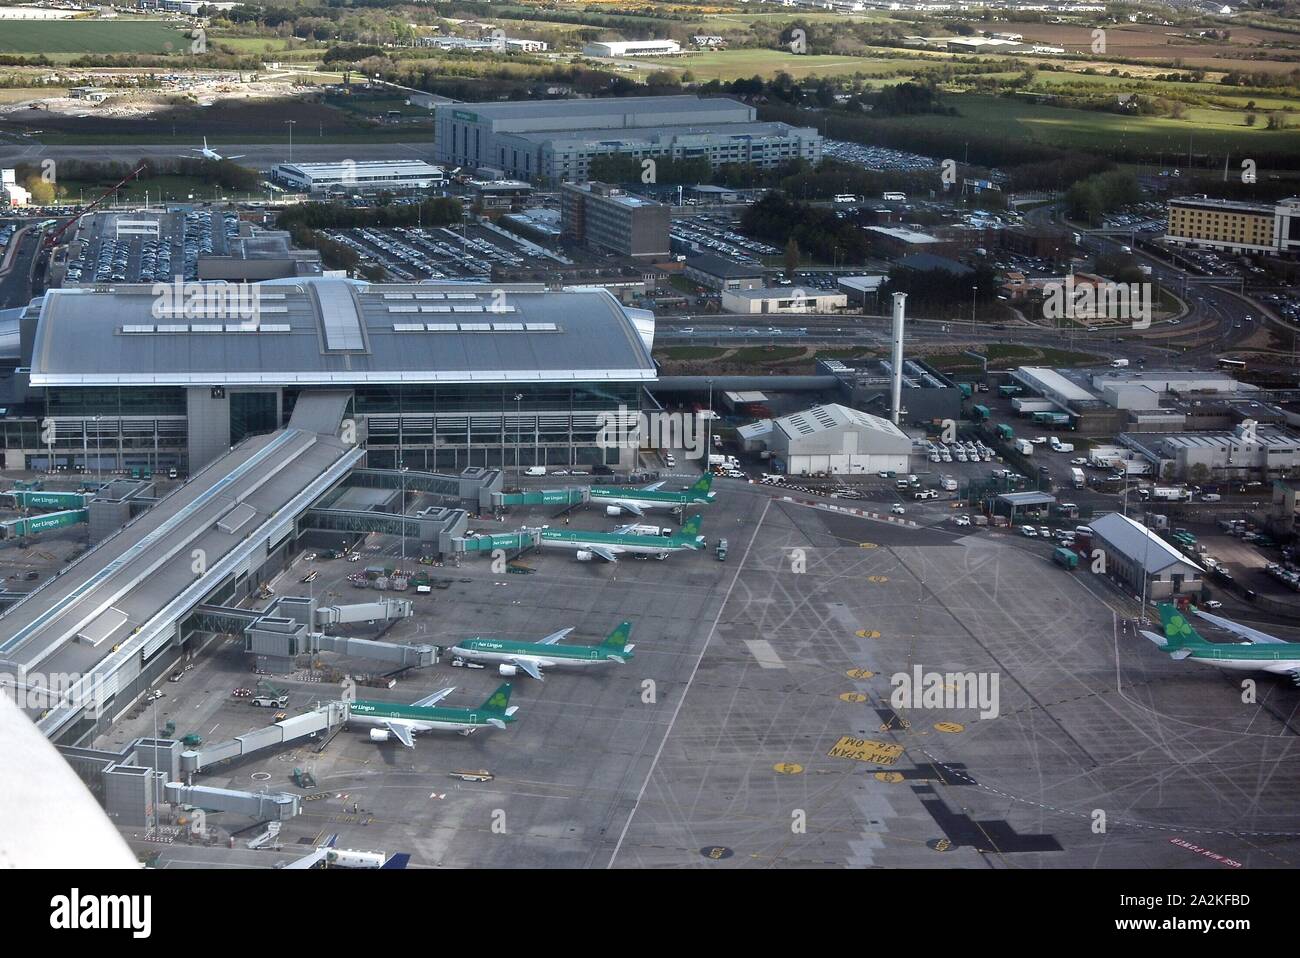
[890,292,906,425]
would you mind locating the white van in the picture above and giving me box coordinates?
[524,466,547,477]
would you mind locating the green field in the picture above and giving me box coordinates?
[55,175,246,204]
[855,94,1300,165]
[641,49,892,81]
[0,19,192,56]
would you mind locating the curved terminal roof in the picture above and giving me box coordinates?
[28,279,656,387]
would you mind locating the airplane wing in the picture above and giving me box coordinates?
[510,658,544,681]
[537,627,574,645]
[1193,609,1290,645]
[616,501,644,516]
[588,545,619,563]
[385,722,416,749]
[281,847,330,869]
[224,154,248,160]
[639,481,666,492]
[411,686,455,707]
[381,853,411,869]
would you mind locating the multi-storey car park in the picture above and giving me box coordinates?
[0,278,657,477]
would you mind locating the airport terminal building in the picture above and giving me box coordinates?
[434,95,822,183]
[0,279,657,476]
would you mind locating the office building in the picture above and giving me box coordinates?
[561,182,670,259]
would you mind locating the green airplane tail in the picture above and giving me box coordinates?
[481,682,514,714]
[679,513,704,540]
[1157,603,1209,651]
[689,473,714,496]
[601,620,634,655]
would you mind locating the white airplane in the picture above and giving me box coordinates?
[184,136,246,161]
[281,834,409,870]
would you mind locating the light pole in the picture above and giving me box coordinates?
[94,415,102,483]
[285,120,296,164]
[399,464,409,564]
[705,378,714,470]
[971,285,978,331]
[514,393,523,471]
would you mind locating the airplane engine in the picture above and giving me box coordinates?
[605,506,624,516]
[368,729,391,743]
[498,664,518,677]
[575,550,594,562]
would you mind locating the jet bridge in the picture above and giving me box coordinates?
[493,487,588,509]
[452,530,542,553]
[179,701,349,776]
[164,783,300,821]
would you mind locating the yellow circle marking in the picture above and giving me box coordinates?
[934,722,965,734]
[839,692,869,704]
[846,668,875,679]
[880,718,911,731]
[933,838,952,853]
[773,762,804,775]
[867,575,889,583]
[858,542,878,549]
[874,771,904,784]
[855,629,881,639]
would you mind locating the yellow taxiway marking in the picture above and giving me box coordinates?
[874,771,905,784]
[846,668,875,679]
[934,721,965,733]
[838,692,869,703]
[858,542,878,549]
[866,575,889,583]
[773,762,804,775]
[828,736,904,765]
[855,629,881,639]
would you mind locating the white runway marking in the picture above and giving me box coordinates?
[743,638,786,669]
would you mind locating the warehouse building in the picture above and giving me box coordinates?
[1088,511,1204,600]
[583,40,682,57]
[818,357,963,425]
[683,254,765,291]
[560,182,670,259]
[721,287,847,314]
[1119,424,1300,481]
[271,160,446,193]
[764,403,912,476]
[434,96,821,183]
[0,278,657,475]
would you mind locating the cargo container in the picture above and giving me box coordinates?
[997,385,1023,398]
[1053,547,1079,570]
[996,423,1015,441]
[972,404,990,421]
